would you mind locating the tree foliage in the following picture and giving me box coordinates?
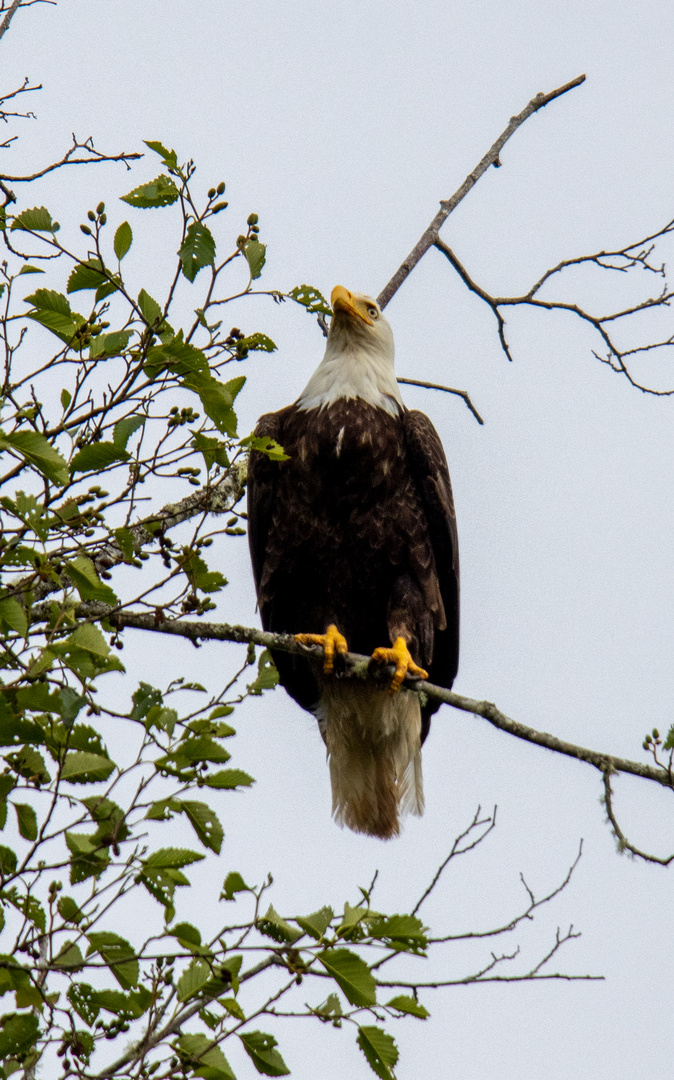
[0,120,591,1079]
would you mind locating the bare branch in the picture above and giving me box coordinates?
[0,134,142,186]
[397,376,484,424]
[412,806,496,915]
[0,0,24,41]
[434,234,674,395]
[377,74,586,309]
[602,771,674,865]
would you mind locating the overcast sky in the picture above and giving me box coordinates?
[5,1,674,1077]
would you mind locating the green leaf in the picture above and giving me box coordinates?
[187,374,237,436]
[239,1031,290,1077]
[68,623,112,657]
[0,598,28,638]
[58,895,84,924]
[0,887,45,932]
[114,221,132,260]
[0,1011,40,1059]
[60,387,71,409]
[67,258,109,294]
[176,957,211,1002]
[385,994,429,1019]
[144,140,178,168]
[64,722,107,755]
[82,796,129,847]
[92,986,152,1019]
[169,922,202,949]
[181,552,227,594]
[318,948,376,1007]
[23,287,70,313]
[288,284,332,315]
[61,751,115,784]
[179,221,216,282]
[70,441,130,475]
[247,650,279,695]
[191,431,230,472]
[167,736,231,766]
[143,848,205,870]
[366,914,428,953]
[86,931,138,989]
[4,746,50,785]
[120,174,180,208]
[244,239,266,280]
[89,329,132,357]
[177,1032,236,1080]
[202,769,254,790]
[233,332,276,354]
[219,954,242,994]
[181,800,223,854]
[53,940,85,970]
[295,905,334,941]
[65,832,110,883]
[18,264,45,275]
[257,905,302,945]
[357,1026,399,1080]
[113,415,144,449]
[0,844,17,876]
[24,287,81,342]
[13,803,37,841]
[311,992,342,1020]
[114,526,135,562]
[11,205,57,232]
[65,555,118,605]
[337,902,368,937]
[222,374,246,403]
[137,288,164,327]
[67,983,99,1026]
[219,996,245,1020]
[240,434,289,461]
[221,871,251,901]
[0,429,69,485]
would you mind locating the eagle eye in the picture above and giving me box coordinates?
[367,306,378,319]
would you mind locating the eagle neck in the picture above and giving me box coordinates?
[296,336,403,417]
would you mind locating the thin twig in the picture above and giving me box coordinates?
[398,376,484,424]
[602,771,674,865]
[376,74,586,309]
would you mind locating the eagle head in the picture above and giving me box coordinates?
[296,285,400,413]
[328,286,394,361]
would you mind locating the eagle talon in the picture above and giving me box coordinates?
[371,637,428,695]
[295,624,348,675]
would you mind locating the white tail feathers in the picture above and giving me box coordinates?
[316,681,424,839]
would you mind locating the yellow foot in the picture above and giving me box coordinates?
[371,637,428,694]
[295,624,348,675]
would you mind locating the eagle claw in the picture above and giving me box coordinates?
[371,637,428,695]
[295,624,348,675]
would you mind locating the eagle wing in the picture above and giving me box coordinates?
[247,406,322,712]
[247,408,286,604]
[402,409,460,694]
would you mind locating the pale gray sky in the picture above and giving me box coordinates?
[4,1,674,1076]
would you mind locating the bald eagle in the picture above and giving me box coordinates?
[247,287,459,839]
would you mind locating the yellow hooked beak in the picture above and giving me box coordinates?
[331,285,373,326]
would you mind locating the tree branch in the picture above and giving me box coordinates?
[32,605,674,803]
[433,229,674,395]
[601,771,674,865]
[397,377,484,424]
[376,74,586,310]
[18,464,246,606]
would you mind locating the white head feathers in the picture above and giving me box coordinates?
[296,287,403,416]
